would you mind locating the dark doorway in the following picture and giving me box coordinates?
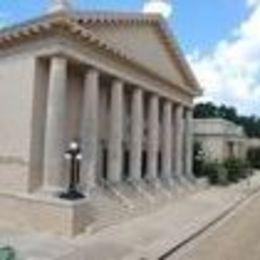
[102,148,108,181]
[158,152,162,177]
[123,149,130,180]
[141,150,147,179]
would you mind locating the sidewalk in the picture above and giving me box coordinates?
[1,173,260,260]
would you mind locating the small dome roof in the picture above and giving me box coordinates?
[48,0,72,13]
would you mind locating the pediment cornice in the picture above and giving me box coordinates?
[0,11,201,96]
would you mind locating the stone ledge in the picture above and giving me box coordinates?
[0,192,92,237]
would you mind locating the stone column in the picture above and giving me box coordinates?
[80,68,99,191]
[161,100,173,181]
[175,104,184,180]
[129,88,143,181]
[147,94,159,181]
[43,56,68,188]
[107,79,124,184]
[184,108,195,181]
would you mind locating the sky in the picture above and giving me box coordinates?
[0,0,259,116]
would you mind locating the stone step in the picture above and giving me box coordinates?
[85,181,198,234]
[116,183,155,210]
[87,188,135,233]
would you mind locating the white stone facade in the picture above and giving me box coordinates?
[194,118,247,162]
[0,10,200,236]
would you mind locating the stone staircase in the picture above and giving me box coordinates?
[86,180,200,234]
[87,187,133,233]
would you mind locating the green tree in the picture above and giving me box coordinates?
[194,102,260,138]
[194,102,218,118]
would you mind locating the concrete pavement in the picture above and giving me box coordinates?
[0,173,260,260]
[169,187,260,260]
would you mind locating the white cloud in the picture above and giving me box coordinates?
[189,1,260,115]
[143,0,172,19]
[247,0,260,8]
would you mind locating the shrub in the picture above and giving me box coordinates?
[223,158,251,183]
[202,161,228,186]
[247,148,260,169]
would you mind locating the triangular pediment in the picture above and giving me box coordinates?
[79,18,200,91]
[0,11,200,92]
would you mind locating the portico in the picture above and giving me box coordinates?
[39,55,195,192]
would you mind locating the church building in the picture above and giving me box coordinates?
[0,0,201,236]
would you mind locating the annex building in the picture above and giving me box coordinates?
[0,1,200,236]
[194,118,247,162]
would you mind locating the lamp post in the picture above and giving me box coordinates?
[59,141,85,200]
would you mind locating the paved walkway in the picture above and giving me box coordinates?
[169,187,260,260]
[0,173,260,260]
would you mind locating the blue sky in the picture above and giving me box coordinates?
[0,0,259,115]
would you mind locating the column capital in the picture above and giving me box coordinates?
[112,78,124,86]
[185,107,194,116]
[86,67,99,75]
[176,103,184,114]
[164,99,173,109]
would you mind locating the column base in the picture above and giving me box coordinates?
[126,178,155,203]
[186,172,198,184]
[144,177,161,190]
[103,181,135,209]
[160,177,175,188]
[175,175,196,191]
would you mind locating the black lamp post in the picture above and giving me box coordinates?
[59,141,85,200]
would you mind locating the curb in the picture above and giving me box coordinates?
[158,186,260,259]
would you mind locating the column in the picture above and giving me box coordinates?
[97,86,108,183]
[174,104,184,179]
[80,68,99,190]
[147,94,159,181]
[161,100,173,181]
[184,108,195,181]
[107,79,124,183]
[129,88,143,181]
[43,56,67,188]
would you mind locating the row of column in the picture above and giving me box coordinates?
[43,57,194,190]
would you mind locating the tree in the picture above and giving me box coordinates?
[194,102,260,138]
[194,102,218,118]
[218,105,238,123]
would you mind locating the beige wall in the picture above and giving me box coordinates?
[0,53,36,192]
[196,135,247,162]
[194,119,247,162]
[196,136,225,162]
